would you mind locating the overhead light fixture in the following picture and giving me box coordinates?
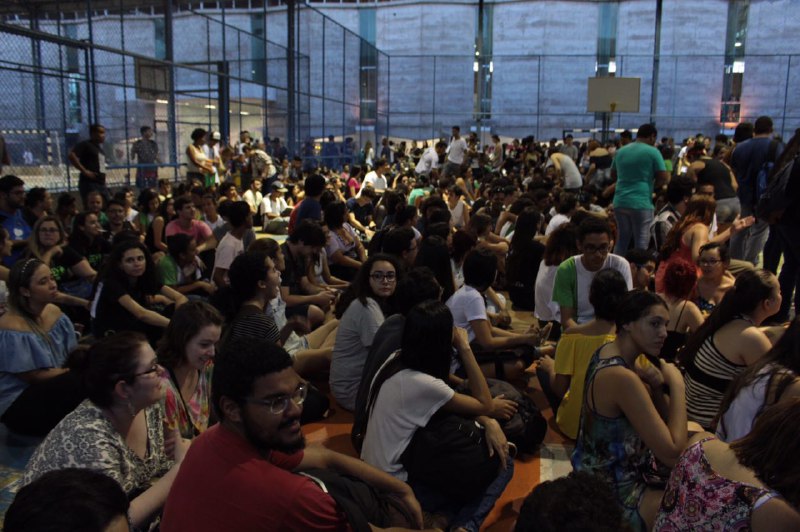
[734,41,742,47]
[156,99,169,104]
[204,105,216,109]
[240,111,250,116]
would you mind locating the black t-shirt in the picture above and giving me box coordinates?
[49,246,84,285]
[71,140,106,184]
[346,197,374,227]
[280,242,306,295]
[93,275,162,337]
[67,237,111,272]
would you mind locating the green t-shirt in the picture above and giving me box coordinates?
[611,142,666,210]
[408,188,428,206]
[157,254,179,286]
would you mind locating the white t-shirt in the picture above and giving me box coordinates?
[572,254,632,323]
[549,153,582,189]
[361,367,455,481]
[534,262,561,322]
[261,195,289,217]
[330,297,385,411]
[360,171,387,195]
[446,137,468,165]
[242,189,263,214]
[545,213,570,236]
[213,232,244,284]
[445,285,487,343]
[415,147,439,175]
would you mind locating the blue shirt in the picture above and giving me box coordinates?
[0,209,32,267]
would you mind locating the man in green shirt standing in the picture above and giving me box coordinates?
[610,123,670,255]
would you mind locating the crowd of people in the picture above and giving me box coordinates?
[1,116,800,531]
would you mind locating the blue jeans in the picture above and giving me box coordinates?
[729,202,771,265]
[614,207,654,255]
[410,460,514,532]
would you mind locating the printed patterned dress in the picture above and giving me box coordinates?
[654,437,779,530]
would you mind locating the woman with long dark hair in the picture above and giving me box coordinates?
[415,235,456,302]
[572,290,687,531]
[330,253,401,411]
[505,207,545,310]
[323,200,366,282]
[681,269,781,430]
[362,300,513,532]
[92,239,187,342]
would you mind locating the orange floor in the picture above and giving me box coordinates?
[302,306,572,531]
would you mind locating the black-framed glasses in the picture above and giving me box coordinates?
[370,271,397,283]
[582,243,610,254]
[243,383,308,415]
[132,362,162,379]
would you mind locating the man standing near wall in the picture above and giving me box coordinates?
[610,123,669,255]
[69,123,109,206]
[443,126,468,179]
[130,126,159,190]
[559,134,579,162]
[729,116,783,265]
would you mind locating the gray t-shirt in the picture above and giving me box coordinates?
[330,297,385,411]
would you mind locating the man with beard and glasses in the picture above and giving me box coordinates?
[161,338,424,532]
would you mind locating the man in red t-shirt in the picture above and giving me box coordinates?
[165,196,217,254]
[161,338,423,532]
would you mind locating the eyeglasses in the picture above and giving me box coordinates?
[699,259,721,266]
[370,271,397,283]
[132,362,162,379]
[243,383,308,415]
[582,243,610,254]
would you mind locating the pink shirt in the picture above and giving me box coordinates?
[165,219,212,243]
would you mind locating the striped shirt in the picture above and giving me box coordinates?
[684,334,746,430]
[229,305,280,346]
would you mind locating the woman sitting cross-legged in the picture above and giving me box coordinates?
[361,301,514,532]
[92,239,188,344]
[22,332,189,530]
[0,258,85,436]
[157,301,223,439]
[446,248,543,381]
[654,400,800,531]
[571,290,688,531]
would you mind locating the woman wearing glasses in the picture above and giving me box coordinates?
[330,253,400,411]
[655,196,751,294]
[22,332,188,530]
[693,242,735,314]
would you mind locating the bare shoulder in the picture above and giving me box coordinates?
[753,498,800,532]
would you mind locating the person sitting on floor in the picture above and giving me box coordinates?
[536,268,628,439]
[158,301,224,439]
[654,400,800,531]
[446,248,542,381]
[552,215,633,330]
[330,253,401,411]
[92,239,188,344]
[160,337,424,532]
[361,301,513,532]
[0,258,85,436]
[5,468,130,532]
[22,332,188,530]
